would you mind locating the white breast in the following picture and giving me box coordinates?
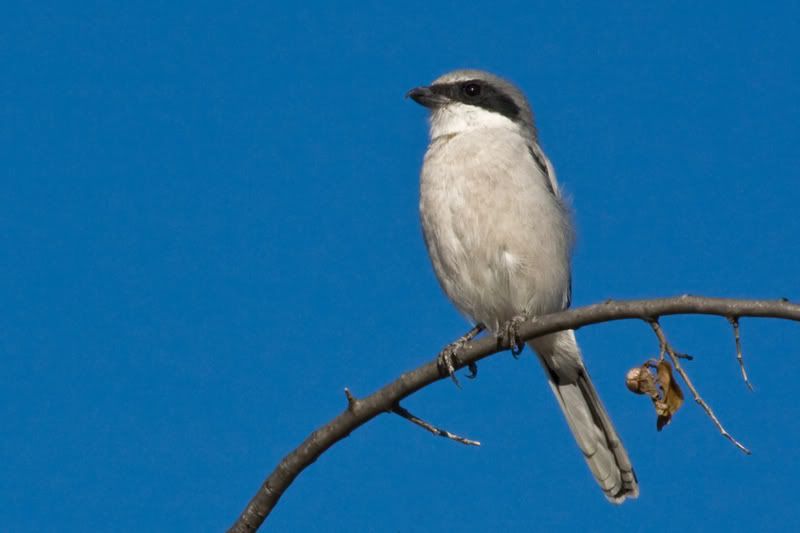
[419,126,573,331]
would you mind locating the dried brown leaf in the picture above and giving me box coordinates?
[626,360,685,431]
[656,360,684,431]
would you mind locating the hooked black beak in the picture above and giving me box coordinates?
[406,86,447,109]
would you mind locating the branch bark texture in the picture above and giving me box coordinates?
[228,295,800,532]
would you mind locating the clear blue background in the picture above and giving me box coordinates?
[2,2,799,531]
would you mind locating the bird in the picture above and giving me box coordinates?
[407,69,638,503]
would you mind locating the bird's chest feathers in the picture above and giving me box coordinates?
[419,134,534,296]
[420,131,534,246]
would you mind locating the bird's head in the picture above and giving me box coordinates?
[407,69,537,140]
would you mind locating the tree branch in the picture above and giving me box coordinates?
[391,404,481,446]
[227,295,800,532]
[728,317,754,391]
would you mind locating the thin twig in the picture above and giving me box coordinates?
[727,317,754,391]
[344,388,358,411]
[648,320,751,455]
[391,404,480,446]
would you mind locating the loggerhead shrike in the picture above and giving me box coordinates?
[407,69,638,502]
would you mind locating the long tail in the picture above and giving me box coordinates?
[528,330,638,503]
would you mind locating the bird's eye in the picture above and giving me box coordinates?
[463,83,481,97]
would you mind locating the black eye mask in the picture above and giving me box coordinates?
[429,80,521,122]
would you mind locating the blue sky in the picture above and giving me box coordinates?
[2,1,799,531]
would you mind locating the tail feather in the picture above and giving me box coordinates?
[529,330,638,503]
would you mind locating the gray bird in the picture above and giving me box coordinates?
[408,69,638,502]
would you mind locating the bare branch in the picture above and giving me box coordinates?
[648,320,751,455]
[391,404,481,446]
[728,317,754,391]
[228,295,800,532]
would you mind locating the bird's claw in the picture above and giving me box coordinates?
[437,340,466,387]
[437,339,479,386]
[501,315,527,358]
[436,324,485,387]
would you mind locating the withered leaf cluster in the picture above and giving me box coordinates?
[626,360,684,430]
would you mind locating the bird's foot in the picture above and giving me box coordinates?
[437,324,484,387]
[500,315,527,358]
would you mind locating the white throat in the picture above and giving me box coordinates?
[429,102,521,140]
